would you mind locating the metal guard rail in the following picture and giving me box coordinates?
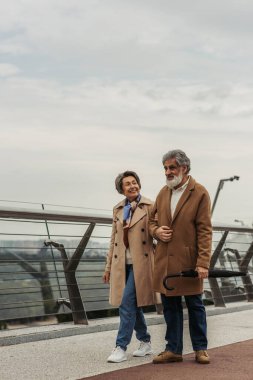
[0,206,253,326]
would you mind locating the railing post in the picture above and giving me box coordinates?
[239,242,253,302]
[208,231,229,307]
[42,204,63,300]
[8,249,56,315]
[45,222,96,325]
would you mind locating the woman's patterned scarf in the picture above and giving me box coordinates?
[123,194,141,248]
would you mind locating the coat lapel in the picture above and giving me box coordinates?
[129,206,146,228]
[166,187,173,224]
[114,199,125,225]
[129,195,152,228]
[115,195,152,228]
[116,207,124,224]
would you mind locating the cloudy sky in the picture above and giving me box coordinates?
[0,0,252,225]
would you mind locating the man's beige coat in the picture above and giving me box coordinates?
[149,177,212,296]
[105,196,155,307]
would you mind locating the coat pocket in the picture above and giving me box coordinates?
[182,246,196,271]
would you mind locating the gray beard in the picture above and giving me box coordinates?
[166,173,183,189]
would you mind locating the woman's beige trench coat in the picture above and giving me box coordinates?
[149,177,212,297]
[105,196,155,307]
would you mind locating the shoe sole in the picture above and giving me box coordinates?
[153,357,183,364]
[133,351,154,357]
[107,358,127,363]
[195,360,210,364]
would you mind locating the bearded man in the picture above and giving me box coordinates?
[149,149,212,365]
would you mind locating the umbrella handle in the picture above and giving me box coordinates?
[162,274,180,291]
[163,270,198,291]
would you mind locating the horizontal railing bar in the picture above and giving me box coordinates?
[0,199,111,211]
[0,206,113,224]
[0,259,107,263]
[1,246,250,252]
[0,219,112,229]
[0,219,88,226]
[0,297,83,307]
[0,283,109,290]
[0,295,109,307]
[0,286,246,298]
[0,311,73,321]
[0,277,104,282]
[1,206,253,233]
[213,226,253,233]
[0,234,110,239]
[0,219,46,224]
[0,275,103,281]
[0,273,252,280]
[0,270,107,274]
[0,247,108,251]
[0,286,109,295]
[0,304,84,312]
[0,233,49,237]
[0,280,251,293]
[1,290,49,296]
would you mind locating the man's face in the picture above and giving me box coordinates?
[163,158,186,189]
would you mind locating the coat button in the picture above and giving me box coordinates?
[115,243,118,246]
[142,241,146,245]
[144,253,148,257]
[141,228,145,232]
[114,255,117,258]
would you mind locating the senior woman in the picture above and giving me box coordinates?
[103,170,155,363]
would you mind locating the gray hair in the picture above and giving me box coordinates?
[162,149,191,173]
[115,171,141,194]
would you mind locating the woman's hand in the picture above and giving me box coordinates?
[103,271,110,284]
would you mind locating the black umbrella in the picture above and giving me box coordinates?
[163,269,247,291]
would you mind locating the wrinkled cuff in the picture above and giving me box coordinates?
[196,259,210,270]
[153,227,160,241]
[104,264,111,272]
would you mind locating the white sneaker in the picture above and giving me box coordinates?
[107,346,127,363]
[133,341,153,357]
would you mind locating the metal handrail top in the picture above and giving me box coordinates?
[0,206,112,224]
[0,206,253,233]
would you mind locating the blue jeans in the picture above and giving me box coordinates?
[116,264,151,350]
[161,294,208,354]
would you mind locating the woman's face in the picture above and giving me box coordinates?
[122,176,140,201]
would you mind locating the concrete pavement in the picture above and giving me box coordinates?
[1,301,253,379]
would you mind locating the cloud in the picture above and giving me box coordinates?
[1,75,253,133]
[0,63,20,77]
[0,1,252,224]
[1,0,253,83]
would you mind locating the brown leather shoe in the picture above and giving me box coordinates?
[195,350,210,364]
[153,350,183,364]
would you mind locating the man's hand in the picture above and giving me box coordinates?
[103,271,110,283]
[155,226,173,243]
[196,266,208,279]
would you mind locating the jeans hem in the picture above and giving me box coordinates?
[165,348,182,355]
[116,345,127,351]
